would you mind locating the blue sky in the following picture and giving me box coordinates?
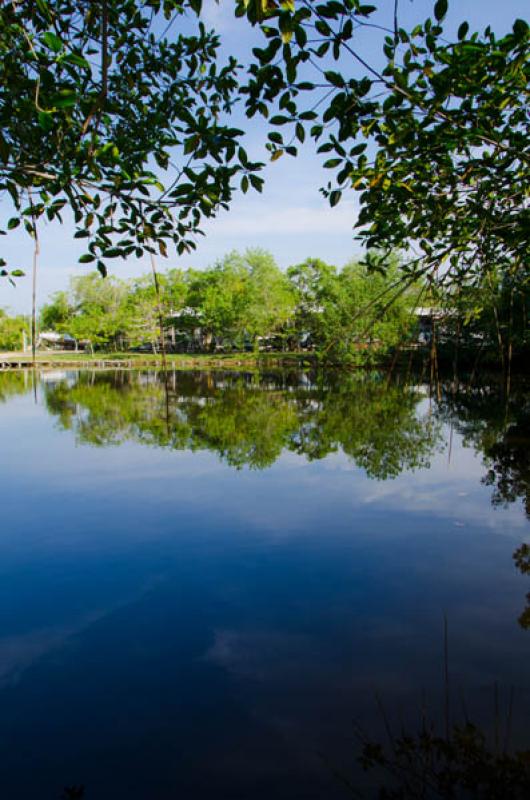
[1,0,527,314]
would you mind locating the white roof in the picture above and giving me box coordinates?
[39,331,76,342]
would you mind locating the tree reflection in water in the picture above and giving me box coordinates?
[2,367,530,798]
[1,367,527,501]
[436,377,530,632]
[39,369,442,477]
[437,379,530,520]
[38,368,530,632]
[0,369,29,403]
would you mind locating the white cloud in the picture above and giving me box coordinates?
[202,202,357,238]
[200,1,237,32]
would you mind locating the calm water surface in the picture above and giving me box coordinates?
[0,368,529,798]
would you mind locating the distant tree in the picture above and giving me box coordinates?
[239,249,296,346]
[289,255,417,361]
[39,291,72,331]
[0,309,28,351]
[186,259,249,347]
[186,249,295,348]
[64,273,130,348]
[287,257,339,345]
[331,257,417,361]
[34,251,423,356]
[164,269,189,315]
[429,266,530,369]
[125,276,163,351]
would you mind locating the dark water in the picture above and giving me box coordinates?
[0,368,529,799]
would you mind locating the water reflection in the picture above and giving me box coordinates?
[0,369,29,402]
[30,369,529,509]
[36,369,443,478]
[436,379,530,519]
[0,367,529,799]
[5,368,530,607]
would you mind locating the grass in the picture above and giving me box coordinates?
[0,350,318,371]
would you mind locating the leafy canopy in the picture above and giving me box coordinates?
[238,1,529,288]
[0,0,263,279]
[2,0,528,320]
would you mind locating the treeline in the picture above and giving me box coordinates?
[1,248,528,365]
[36,249,415,362]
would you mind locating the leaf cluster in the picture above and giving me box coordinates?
[238,1,530,288]
[0,0,263,276]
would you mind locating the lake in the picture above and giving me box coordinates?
[0,368,529,798]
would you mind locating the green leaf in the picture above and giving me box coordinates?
[458,21,469,40]
[79,254,95,263]
[35,0,51,18]
[513,19,529,39]
[63,53,90,70]
[52,91,77,109]
[433,0,447,22]
[295,123,305,143]
[7,218,20,230]
[324,71,345,88]
[249,174,263,192]
[38,111,53,132]
[0,132,10,163]
[358,5,376,16]
[42,31,63,52]
[279,15,293,44]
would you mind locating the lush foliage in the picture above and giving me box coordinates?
[288,255,418,362]
[358,717,530,799]
[239,1,529,293]
[0,0,262,279]
[37,249,420,357]
[5,367,527,501]
[438,379,530,522]
[35,248,529,363]
[0,308,28,351]
[39,249,298,349]
[185,249,296,347]
[0,241,516,363]
[433,268,530,369]
[2,1,527,296]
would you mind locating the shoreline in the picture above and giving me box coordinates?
[0,352,320,372]
[0,348,521,375]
